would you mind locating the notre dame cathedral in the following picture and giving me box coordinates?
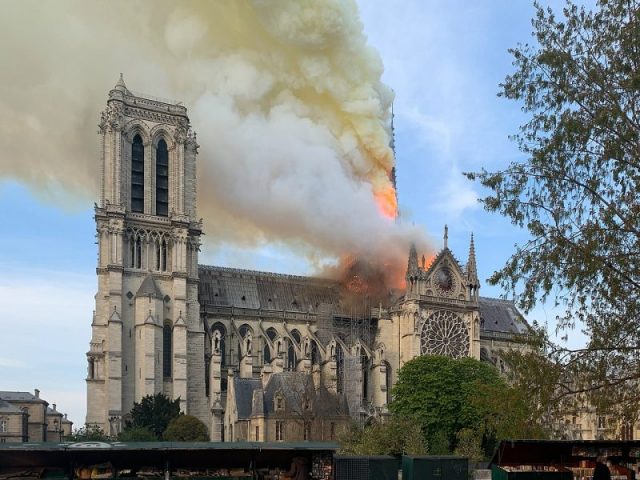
[86,77,529,441]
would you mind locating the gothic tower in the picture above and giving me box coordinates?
[86,76,206,434]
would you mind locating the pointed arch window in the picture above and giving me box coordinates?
[361,352,370,402]
[383,361,392,405]
[156,139,169,217]
[163,322,172,378]
[311,341,320,366]
[335,344,344,394]
[287,340,297,371]
[263,344,271,365]
[131,134,144,213]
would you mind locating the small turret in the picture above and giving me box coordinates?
[466,233,480,300]
[407,243,419,277]
[113,73,129,94]
[406,243,420,296]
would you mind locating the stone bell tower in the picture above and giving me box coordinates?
[86,75,207,434]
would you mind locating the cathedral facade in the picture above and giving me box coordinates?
[86,79,529,440]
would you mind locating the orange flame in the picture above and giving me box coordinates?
[374,185,398,219]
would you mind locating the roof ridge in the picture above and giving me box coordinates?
[198,264,337,284]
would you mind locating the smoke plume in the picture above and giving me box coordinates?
[0,0,431,279]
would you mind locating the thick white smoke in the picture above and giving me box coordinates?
[0,0,431,278]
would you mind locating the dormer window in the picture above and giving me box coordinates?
[275,394,284,411]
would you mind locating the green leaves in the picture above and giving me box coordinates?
[466,0,640,421]
[388,355,535,456]
[125,393,182,440]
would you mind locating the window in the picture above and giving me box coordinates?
[131,134,144,213]
[275,421,284,441]
[155,238,168,272]
[383,361,392,405]
[287,341,297,371]
[163,323,172,378]
[0,420,6,433]
[266,328,278,342]
[361,352,369,402]
[598,416,606,429]
[304,422,311,441]
[156,139,169,216]
[330,422,336,440]
[311,341,320,366]
[290,329,301,344]
[263,344,271,364]
[255,426,259,441]
[275,396,284,411]
[335,344,344,394]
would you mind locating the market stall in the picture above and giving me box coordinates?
[490,440,640,480]
[0,442,338,480]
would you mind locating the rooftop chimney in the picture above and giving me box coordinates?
[34,389,40,398]
[53,403,57,411]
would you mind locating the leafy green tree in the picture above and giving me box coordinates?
[453,429,483,462]
[163,415,209,441]
[338,416,426,456]
[126,393,181,439]
[465,0,640,414]
[68,424,110,442]
[390,355,537,454]
[117,426,157,442]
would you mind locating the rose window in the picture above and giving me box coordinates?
[420,310,469,358]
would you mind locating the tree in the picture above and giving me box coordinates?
[126,393,181,440]
[117,426,157,442]
[163,415,209,441]
[68,424,110,442]
[465,0,640,415]
[338,416,427,456]
[389,355,537,454]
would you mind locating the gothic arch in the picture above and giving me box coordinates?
[124,120,151,145]
[211,322,227,366]
[163,320,172,378]
[149,126,176,150]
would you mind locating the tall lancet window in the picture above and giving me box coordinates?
[163,323,172,378]
[156,139,169,217]
[131,135,144,213]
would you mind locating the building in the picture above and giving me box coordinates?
[0,389,73,443]
[86,77,530,440]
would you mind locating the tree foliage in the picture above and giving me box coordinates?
[338,416,427,456]
[163,415,209,441]
[389,355,541,454]
[68,424,110,442]
[126,393,181,440]
[117,426,157,442]
[465,0,640,416]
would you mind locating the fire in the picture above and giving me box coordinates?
[374,185,398,219]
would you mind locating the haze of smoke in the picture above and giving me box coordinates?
[0,0,431,273]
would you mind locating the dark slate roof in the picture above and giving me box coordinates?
[263,372,348,416]
[136,275,163,298]
[0,398,23,413]
[233,377,262,420]
[0,391,46,403]
[199,266,529,335]
[198,266,340,312]
[46,407,63,416]
[478,297,529,334]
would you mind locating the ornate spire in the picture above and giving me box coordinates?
[407,243,419,277]
[113,73,129,93]
[466,233,480,287]
[443,224,449,249]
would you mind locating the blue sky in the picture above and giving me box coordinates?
[0,0,584,426]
